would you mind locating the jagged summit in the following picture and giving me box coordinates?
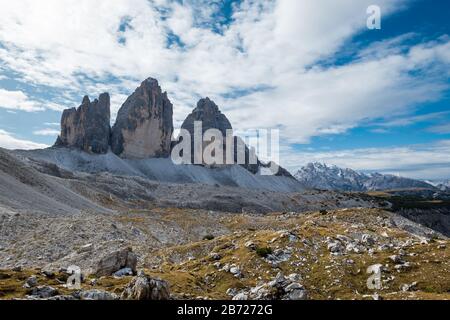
[182,97,233,136]
[110,78,174,159]
[54,92,111,154]
[195,97,221,112]
[82,95,91,105]
[53,77,291,178]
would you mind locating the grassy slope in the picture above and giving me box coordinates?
[1,208,449,300]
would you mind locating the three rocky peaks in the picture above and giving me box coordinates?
[55,77,287,176]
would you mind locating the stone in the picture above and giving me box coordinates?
[226,288,238,297]
[221,264,231,272]
[111,78,173,159]
[265,248,292,265]
[346,242,364,254]
[23,275,38,288]
[95,247,138,277]
[78,243,93,253]
[80,289,118,300]
[400,282,418,292]
[327,241,344,254]
[41,270,55,278]
[48,295,78,301]
[389,255,404,264]
[239,273,308,300]
[269,272,287,287]
[121,271,170,300]
[29,286,58,299]
[55,93,111,154]
[209,253,222,261]
[113,267,134,278]
[285,283,303,291]
[287,287,308,300]
[245,241,257,250]
[362,234,376,246]
[232,292,249,300]
[230,266,242,278]
[287,273,301,282]
[394,262,412,272]
[12,266,22,272]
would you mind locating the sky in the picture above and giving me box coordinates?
[0,0,449,180]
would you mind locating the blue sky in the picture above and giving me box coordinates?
[0,0,449,180]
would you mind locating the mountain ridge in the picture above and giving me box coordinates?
[294,162,437,191]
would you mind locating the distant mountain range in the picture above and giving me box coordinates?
[426,180,450,192]
[294,162,441,192]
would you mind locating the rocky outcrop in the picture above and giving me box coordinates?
[121,271,170,300]
[178,98,292,176]
[111,78,173,159]
[54,93,111,154]
[80,290,119,300]
[94,247,137,277]
[231,272,308,300]
[51,77,292,177]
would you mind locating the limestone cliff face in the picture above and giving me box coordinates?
[111,78,173,159]
[178,98,260,173]
[178,98,295,177]
[54,93,111,154]
[181,98,233,136]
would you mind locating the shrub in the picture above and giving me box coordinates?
[256,247,273,258]
[203,235,215,241]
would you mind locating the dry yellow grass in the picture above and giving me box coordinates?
[1,208,449,300]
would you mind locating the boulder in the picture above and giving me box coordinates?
[23,275,38,288]
[80,289,118,300]
[113,267,134,278]
[29,286,58,299]
[111,78,173,159]
[121,271,170,300]
[235,272,308,300]
[94,247,138,277]
[55,93,111,154]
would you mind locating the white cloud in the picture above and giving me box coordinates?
[281,140,450,180]
[0,0,449,178]
[0,89,44,112]
[0,0,446,136]
[0,129,49,150]
[33,128,60,136]
[428,123,450,134]
[370,111,450,128]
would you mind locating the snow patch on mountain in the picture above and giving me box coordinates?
[426,180,450,191]
[294,162,435,191]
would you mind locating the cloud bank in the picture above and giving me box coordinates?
[0,0,449,178]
